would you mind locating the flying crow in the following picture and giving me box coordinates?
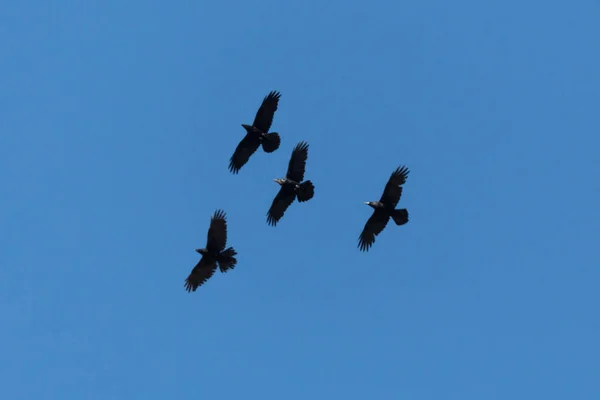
[184,209,238,292]
[358,166,410,252]
[229,91,282,174]
[266,141,315,226]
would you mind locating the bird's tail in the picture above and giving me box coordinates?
[261,132,280,153]
[218,247,238,273]
[391,208,409,225]
[297,180,315,202]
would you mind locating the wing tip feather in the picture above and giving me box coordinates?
[212,209,227,221]
[392,165,410,181]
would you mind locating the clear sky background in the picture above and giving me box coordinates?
[1,0,599,399]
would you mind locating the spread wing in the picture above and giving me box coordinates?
[266,186,296,226]
[252,90,281,133]
[184,257,218,292]
[358,209,390,252]
[286,141,309,183]
[379,165,410,208]
[229,134,261,174]
[206,209,227,253]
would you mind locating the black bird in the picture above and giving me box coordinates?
[266,141,315,226]
[229,90,282,174]
[184,209,238,292]
[358,166,410,252]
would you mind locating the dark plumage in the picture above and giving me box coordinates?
[267,141,315,226]
[358,166,410,252]
[229,91,282,174]
[184,210,238,292]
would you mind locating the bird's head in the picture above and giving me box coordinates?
[364,201,374,208]
[274,178,285,186]
[241,124,254,132]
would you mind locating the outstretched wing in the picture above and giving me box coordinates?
[266,186,296,226]
[229,134,261,174]
[286,141,309,183]
[358,209,390,252]
[206,209,227,253]
[184,257,218,292]
[379,165,410,208]
[253,90,281,133]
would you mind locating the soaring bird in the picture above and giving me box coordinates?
[184,209,238,292]
[228,90,282,174]
[267,141,315,226]
[358,165,410,252]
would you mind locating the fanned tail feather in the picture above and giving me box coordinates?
[261,132,280,153]
[218,247,238,273]
[392,209,409,225]
[297,180,314,202]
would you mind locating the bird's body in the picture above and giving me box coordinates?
[358,166,410,252]
[185,210,238,292]
[229,91,282,174]
[267,141,315,226]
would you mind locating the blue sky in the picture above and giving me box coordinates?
[1,0,599,398]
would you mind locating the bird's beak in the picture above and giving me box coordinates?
[364,201,369,205]
[273,179,278,182]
